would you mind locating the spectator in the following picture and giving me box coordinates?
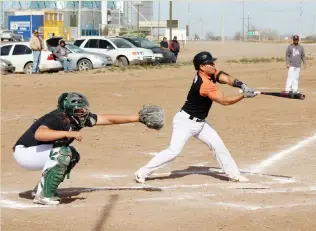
[53,40,73,73]
[160,37,169,50]
[29,30,43,74]
[169,36,180,61]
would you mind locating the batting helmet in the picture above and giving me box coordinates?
[193,51,217,70]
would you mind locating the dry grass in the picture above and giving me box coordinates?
[226,56,314,64]
[92,61,192,74]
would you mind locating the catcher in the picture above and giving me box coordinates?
[135,51,257,184]
[13,92,163,205]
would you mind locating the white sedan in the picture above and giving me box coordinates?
[0,42,61,74]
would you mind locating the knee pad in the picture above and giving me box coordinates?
[66,146,80,178]
[41,146,74,197]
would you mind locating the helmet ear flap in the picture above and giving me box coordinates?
[57,92,69,111]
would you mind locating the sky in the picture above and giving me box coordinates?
[2,1,316,37]
[151,1,316,37]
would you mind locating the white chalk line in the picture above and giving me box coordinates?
[0,199,44,209]
[213,201,316,211]
[248,132,316,173]
[95,174,128,179]
[133,196,316,211]
[139,152,157,156]
[2,184,316,210]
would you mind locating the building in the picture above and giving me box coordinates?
[7,10,64,40]
[3,1,155,39]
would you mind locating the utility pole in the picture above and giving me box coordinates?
[221,14,225,44]
[137,4,140,36]
[247,15,251,40]
[158,1,160,41]
[299,1,303,35]
[78,0,81,38]
[243,1,245,40]
[200,18,203,40]
[169,0,172,41]
[118,0,121,28]
[188,2,191,39]
[312,14,316,35]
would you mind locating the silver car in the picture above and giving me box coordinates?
[1,58,16,75]
[46,37,113,71]
[0,30,22,41]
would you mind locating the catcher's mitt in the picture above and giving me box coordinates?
[138,104,164,130]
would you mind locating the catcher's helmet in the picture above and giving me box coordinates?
[57,92,90,128]
[193,51,217,70]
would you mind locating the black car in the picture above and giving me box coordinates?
[119,36,176,63]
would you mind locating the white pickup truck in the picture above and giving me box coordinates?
[73,36,155,66]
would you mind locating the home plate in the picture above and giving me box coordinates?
[226,183,270,189]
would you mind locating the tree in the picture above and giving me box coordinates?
[206,32,214,40]
[234,32,242,40]
[194,33,200,40]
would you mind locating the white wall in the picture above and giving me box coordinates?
[164,28,187,41]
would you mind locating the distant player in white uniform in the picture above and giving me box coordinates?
[135,51,257,183]
[285,35,306,93]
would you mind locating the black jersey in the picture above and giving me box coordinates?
[181,73,218,120]
[14,109,97,148]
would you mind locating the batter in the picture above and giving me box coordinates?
[135,51,257,183]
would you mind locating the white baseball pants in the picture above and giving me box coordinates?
[286,66,301,92]
[137,110,241,180]
[14,144,56,195]
[13,144,53,171]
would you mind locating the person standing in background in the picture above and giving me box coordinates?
[285,35,306,93]
[30,30,44,74]
[169,36,180,61]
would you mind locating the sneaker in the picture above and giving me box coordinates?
[31,183,60,198]
[32,190,60,198]
[135,172,146,184]
[33,194,61,205]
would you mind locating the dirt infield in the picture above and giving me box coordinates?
[1,41,316,231]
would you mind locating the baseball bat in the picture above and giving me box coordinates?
[239,90,305,100]
[255,91,305,100]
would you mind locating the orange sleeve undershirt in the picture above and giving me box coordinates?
[200,79,218,100]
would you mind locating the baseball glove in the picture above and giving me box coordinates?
[138,104,164,130]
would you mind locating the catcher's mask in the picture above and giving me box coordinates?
[57,92,90,128]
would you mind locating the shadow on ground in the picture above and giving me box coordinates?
[147,166,230,182]
[18,185,162,202]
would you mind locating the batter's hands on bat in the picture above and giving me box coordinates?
[243,88,257,98]
[241,83,250,92]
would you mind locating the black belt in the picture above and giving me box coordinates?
[180,110,205,123]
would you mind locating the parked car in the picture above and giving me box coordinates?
[46,36,113,71]
[0,42,61,74]
[1,58,15,75]
[0,30,22,41]
[73,36,155,66]
[119,36,176,63]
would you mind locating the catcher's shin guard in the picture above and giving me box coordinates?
[39,146,80,199]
